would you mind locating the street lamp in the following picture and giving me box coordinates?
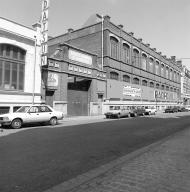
[96,14,104,71]
[32,35,37,105]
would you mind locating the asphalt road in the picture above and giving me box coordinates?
[1,114,190,192]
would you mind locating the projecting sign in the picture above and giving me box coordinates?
[41,0,49,66]
[47,72,58,87]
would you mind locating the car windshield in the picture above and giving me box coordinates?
[16,106,30,113]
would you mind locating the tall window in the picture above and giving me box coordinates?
[141,54,147,71]
[149,57,154,73]
[0,44,25,90]
[133,77,140,85]
[155,61,160,75]
[123,44,130,63]
[133,49,140,67]
[156,83,160,89]
[161,64,164,77]
[174,71,176,82]
[123,75,130,82]
[170,69,173,80]
[110,71,119,80]
[166,67,169,79]
[110,36,119,59]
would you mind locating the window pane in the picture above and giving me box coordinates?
[4,61,10,89]
[20,49,25,60]
[13,47,18,59]
[11,63,17,89]
[19,64,24,90]
[0,60,2,87]
[6,45,11,57]
[0,45,3,56]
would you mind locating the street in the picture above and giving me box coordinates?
[1,113,190,192]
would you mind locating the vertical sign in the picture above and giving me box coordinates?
[41,0,49,66]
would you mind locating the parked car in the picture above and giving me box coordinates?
[130,107,146,117]
[0,105,64,129]
[185,106,190,111]
[145,106,157,115]
[179,107,189,112]
[164,107,178,113]
[105,106,131,119]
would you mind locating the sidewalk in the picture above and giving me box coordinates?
[45,127,190,192]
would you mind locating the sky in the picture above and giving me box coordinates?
[1,0,190,69]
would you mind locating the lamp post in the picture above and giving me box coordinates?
[96,14,104,71]
[32,35,37,105]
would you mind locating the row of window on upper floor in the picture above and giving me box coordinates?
[110,72,180,93]
[110,36,180,83]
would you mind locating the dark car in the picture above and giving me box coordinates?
[179,107,189,112]
[130,107,146,117]
[165,107,178,113]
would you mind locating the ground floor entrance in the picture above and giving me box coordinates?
[67,76,91,116]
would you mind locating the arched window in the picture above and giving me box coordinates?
[170,87,173,92]
[0,44,25,90]
[166,67,169,79]
[150,82,154,87]
[170,69,173,80]
[133,49,140,67]
[156,83,160,89]
[110,71,119,80]
[123,75,130,82]
[161,84,165,90]
[133,77,140,85]
[155,61,160,75]
[161,64,164,77]
[141,54,147,71]
[123,44,130,63]
[149,57,154,73]
[174,71,177,82]
[142,79,148,86]
[110,36,119,59]
[166,86,169,91]
[174,88,176,92]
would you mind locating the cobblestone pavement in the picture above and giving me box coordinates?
[67,127,190,192]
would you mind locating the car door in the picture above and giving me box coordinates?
[27,106,42,123]
[38,106,53,122]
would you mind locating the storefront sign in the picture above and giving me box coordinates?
[68,49,92,65]
[41,0,49,66]
[47,72,58,87]
[68,64,92,76]
[123,86,141,97]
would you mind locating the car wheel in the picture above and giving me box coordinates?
[11,118,22,129]
[49,117,57,126]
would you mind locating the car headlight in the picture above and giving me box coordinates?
[3,117,9,121]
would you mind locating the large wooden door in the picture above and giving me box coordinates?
[67,77,91,116]
[67,90,88,116]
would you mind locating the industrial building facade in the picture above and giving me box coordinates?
[47,15,182,115]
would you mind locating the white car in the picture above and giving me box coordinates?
[0,105,64,129]
[145,106,157,115]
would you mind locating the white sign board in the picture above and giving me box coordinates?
[68,49,92,65]
[123,86,141,97]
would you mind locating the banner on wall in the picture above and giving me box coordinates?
[123,86,141,97]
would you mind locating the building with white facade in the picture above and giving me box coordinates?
[0,17,42,114]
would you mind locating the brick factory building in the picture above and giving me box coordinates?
[44,14,182,116]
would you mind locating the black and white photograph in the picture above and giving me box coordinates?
[0,0,190,191]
